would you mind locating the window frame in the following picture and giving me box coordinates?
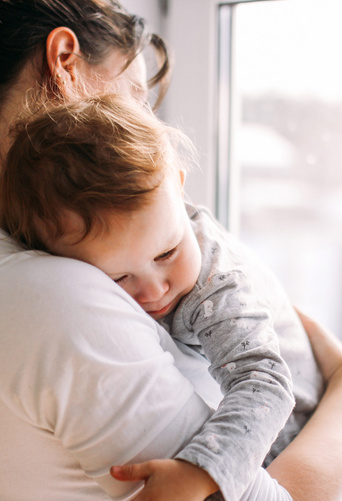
[162,0,283,231]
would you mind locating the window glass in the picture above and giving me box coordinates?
[234,0,342,331]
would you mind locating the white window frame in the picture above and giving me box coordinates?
[161,0,282,232]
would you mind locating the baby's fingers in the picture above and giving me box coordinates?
[110,462,152,482]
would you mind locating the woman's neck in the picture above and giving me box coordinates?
[0,62,39,172]
[0,62,39,227]
[0,100,21,168]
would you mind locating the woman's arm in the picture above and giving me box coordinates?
[267,311,342,501]
[112,312,342,501]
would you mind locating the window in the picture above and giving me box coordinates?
[124,0,342,332]
[228,0,342,331]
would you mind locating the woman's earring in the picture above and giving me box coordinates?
[55,74,66,85]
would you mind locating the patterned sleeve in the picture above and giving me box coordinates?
[174,270,295,501]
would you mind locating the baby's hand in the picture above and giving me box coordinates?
[110,458,219,501]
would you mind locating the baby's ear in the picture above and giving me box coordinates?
[179,169,186,196]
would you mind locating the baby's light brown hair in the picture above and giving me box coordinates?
[1,94,192,251]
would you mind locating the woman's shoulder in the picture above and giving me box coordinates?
[0,231,124,305]
[0,232,172,404]
[0,234,198,474]
[0,232,156,351]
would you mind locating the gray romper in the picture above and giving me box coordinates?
[161,204,323,501]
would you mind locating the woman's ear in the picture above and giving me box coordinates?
[46,27,81,86]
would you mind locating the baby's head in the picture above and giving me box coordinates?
[2,94,202,319]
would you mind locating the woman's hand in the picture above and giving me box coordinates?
[110,458,219,501]
[295,308,342,383]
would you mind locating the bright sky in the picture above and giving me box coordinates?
[235,0,342,101]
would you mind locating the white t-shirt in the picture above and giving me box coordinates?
[0,231,291,501]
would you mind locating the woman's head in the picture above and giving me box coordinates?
[0,0,170,109]
[1,93,193,251]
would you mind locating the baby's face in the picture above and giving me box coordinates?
[53,170,202,320]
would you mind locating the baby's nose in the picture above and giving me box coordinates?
[135,277,169,304]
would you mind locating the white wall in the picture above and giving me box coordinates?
[121,0,219,213]
[160,0,218,213]
[121,0,162,34]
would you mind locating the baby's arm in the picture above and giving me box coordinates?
[172,270,295,501]
[111,459,219,501]
[110,457,293,501]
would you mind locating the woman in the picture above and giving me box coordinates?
[0,1,341,500]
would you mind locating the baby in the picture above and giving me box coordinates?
[2,94,323,501]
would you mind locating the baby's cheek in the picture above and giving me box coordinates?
[182,252,201,291]
[190,241,202,281]
[118,281,135,300]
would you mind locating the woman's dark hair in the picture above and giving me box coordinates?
[0,0,170,108]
